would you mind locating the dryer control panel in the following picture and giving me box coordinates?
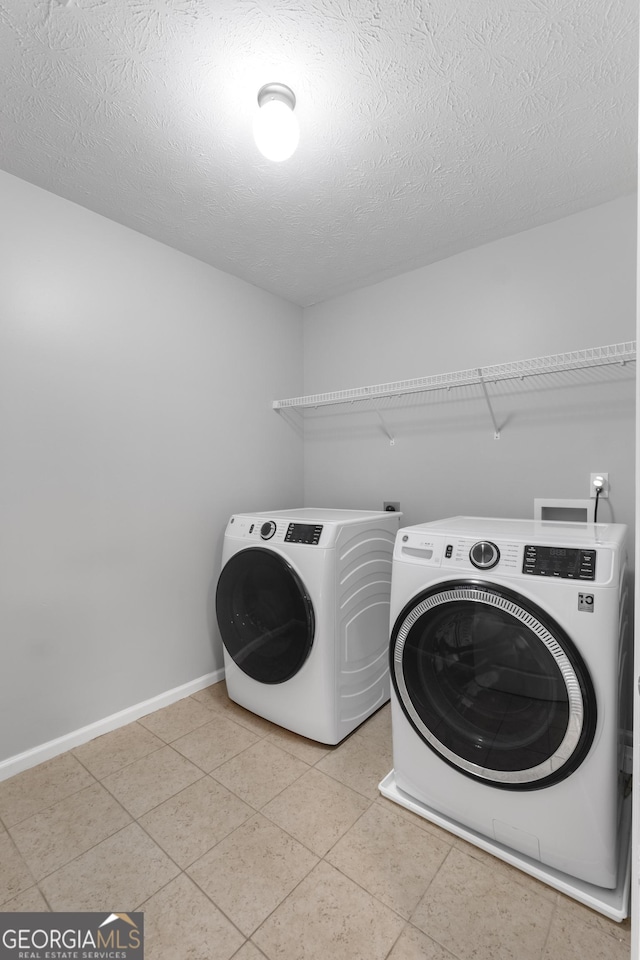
[284,523,323,545]
[523,545,596,580]
[226,515,331,546]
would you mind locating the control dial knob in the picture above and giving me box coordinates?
[469,540,500,569]
[260,521,276,540]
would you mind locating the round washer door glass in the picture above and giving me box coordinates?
[216,548,315,684]
[390,582,596,789]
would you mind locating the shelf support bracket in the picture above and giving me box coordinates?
[477,369,501,439]
[273,405,304,438]
[375,409,395,446]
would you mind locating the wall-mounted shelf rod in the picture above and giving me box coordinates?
[272,341,636,411]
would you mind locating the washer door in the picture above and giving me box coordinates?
[216,547,315,684]
[390,580,597,790]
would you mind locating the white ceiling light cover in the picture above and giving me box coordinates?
[253,84,299,162]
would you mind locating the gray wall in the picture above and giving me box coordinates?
[0,170,304,763]
[1,175,635,769]
[303,196,636,548]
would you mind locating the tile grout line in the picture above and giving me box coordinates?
[72,732,167,780]
[539,896,560,960]
[132,859,250,952]
[0,764,102,830]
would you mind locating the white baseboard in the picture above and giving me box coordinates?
[0,668,225,783]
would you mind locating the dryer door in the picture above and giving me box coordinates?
[390,580,597,790]
[216,547,315,684]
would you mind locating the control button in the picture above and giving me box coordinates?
[469,541,500,570]
[445,544,453,558]
[260,521,276,540]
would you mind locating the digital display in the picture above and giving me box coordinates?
[523,545,596,580]
[285,523,323,545]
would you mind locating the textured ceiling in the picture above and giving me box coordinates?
[1,0,637,306]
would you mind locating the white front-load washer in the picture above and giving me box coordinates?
[383,516,630,895]
[215,508,401,744]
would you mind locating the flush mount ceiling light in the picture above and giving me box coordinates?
[253,82,299,162]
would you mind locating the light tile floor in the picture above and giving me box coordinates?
[0,681,631,960]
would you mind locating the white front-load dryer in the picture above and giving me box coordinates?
[383,516,630,895]
[216,508,401,744]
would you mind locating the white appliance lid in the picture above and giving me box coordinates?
[403,516,626,547]
[239,508,396,524]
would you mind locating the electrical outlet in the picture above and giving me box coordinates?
[589,473,609,498]
[383,501,400,512]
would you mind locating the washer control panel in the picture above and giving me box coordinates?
[523,545,596,580]
[394,526,615,583]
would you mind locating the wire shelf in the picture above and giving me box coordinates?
[273,341,636,411]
